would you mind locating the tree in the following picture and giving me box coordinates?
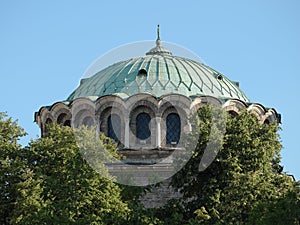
[248,184,300,225]
[0,112,27,224]
[1,109,299,225]
[167,106,300,224]
[0,113,156,225]
[11,124,129,225]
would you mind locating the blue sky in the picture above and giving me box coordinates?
[1,1,299,180]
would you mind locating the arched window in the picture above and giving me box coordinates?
[82,116,94,127]
[136,112,151,143]
[108,114,121,142]
[63,120,71,127]
[45,118,53,124]
[57,113,67,125]
[166,113,181,145]
[228,110,238,118]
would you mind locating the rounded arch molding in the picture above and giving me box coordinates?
[35,94,281,144]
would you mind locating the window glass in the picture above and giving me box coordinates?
[136,112,151,143]
[166,113,180,144]
[108,114,121,142]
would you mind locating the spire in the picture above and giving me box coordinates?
[156,24,162,47]
[146,25,172,56]
[157,24,160,40]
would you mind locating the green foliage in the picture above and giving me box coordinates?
[24,124,129,224]
[194,206,211,222]
[154,199,187,225]
[0,112,27,224]
[247,182,300,225]
[0,122,129,224]
[118,182,163,225]
[1,109,299,225]
[168,106,300,225]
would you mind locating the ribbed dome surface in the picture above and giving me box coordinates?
[67,53,249,102]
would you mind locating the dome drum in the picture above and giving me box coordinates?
[35,28,281,164]
[35,94,280,164]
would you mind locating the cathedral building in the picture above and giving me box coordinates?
[34,26,280,206]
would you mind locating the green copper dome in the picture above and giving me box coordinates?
[67,27,249,102]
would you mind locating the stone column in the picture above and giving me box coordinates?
[156,117,161,148]
[125,118,130,148]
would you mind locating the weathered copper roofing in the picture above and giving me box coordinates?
[67,26,249,102]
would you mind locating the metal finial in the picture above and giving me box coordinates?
[157,24,160,40]
[146,24,172,55]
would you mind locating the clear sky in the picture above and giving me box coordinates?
[1,1,299,180]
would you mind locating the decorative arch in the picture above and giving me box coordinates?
[126,93,158,114]
[129,104,156,148]
[247,103,266,122]
[96,95,126,117]
[50,102,71,119]
[95,96,126,142]
[263,108,279,124]
[57,113,67,124]
[55,113,71,126]
[222,99,247,116]
[35,91,281,153]
[158,94,191,117]
[160,105,186,147]
[48,102,72,127]
[73,111,95,128]
[99,106,125,145]
[190,96,222,113]
[263,118,270,124]
[71,98,95,128]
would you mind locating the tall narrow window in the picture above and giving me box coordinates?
[166,113,181,145]
[136,112,151,143]
[108,114,121,142]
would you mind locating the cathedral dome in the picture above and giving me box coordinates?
[35,26,280,158]
[67,28,249,102]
